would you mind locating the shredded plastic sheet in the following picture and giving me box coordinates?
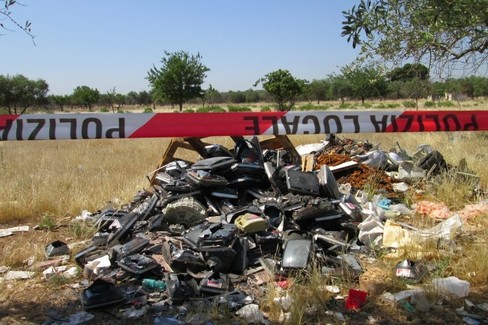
[415,200,488,220]
[382,214,462,249]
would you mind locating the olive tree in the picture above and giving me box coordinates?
[71,85,100,111]
[342,0,488,77]
[306,79,331,104]
[255,69,307,111]
[329,75,353,104]
[147,51,210,111]
[341,62,388,103]
[0,74,48,114]
[388,63,429,82]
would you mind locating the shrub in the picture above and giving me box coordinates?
[196,105,226,113]
[38,214,56,231]
[99,107,109,113]
[297,104,330,111]
[183,108,195,113]
[362,102,373,108]
[227,105,252,112]
[387,103,400,108]
[260,106,272,112]
[424,101,436,108]
[437,101,455,107]
[297,103,315,111]
[402,101,416,108]
[143,107,153,113]
[374,103,386,109]
[339,103,353,109]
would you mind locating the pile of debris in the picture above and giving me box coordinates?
[45,135,480,323]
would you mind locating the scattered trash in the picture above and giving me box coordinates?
[345,289,368,311]
[4,270,35,280]
[324,285,341,294]
[22,135,479,323]
[236,304,268,324]
[47,311,95,325]
[45,240,70,258]
[394,259,427,283]
[81,279,126,309]
[142,278,166,291]
[0,225,30,238]
[411,291,431,312]
[432,276,471,298]
[382,214,462,249]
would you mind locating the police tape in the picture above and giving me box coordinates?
[0,110,486,141]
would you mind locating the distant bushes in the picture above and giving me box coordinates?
[196,105,226,113]
[227,105,252,112]
[339,103,356,109]
[402,101,417,108]
[437,101,455,107]
[297,103,330,111]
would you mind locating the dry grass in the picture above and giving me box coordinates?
[3,132,483,225]
[0,139,168,223]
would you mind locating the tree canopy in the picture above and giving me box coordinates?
[255,69,307,111]
[341,62,388,103]
[72,86,100,111]
[388,63,429,82]
[147,51,210,111]
[0,74,48,114]
[342,0,488,77]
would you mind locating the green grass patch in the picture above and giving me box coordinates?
[196,105,227,113]
[297,103,330,111]
[402,101,417,108]
[339,103,354,109]
[38,214,57,231]
[227,105,252,112]
[437,101,456,107]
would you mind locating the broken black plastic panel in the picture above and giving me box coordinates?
[110,233,150,262]
[186,169,230,187]
[117,253,159,275]
[106,211,141,247]
[190,156,236,172]
[285,169,320,196]
[45,240,70,258]
[74,245,106,267]
[317,164,341,200]
[161,241,208,273]
[183,222,238,250]
[205,144,234,158]
[81,279,126,310]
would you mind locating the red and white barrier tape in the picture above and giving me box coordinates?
[0,110,486,141]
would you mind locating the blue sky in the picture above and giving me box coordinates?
[1,1,360,95]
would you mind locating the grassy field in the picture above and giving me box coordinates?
[0,131,486,224]
[0,101,487,324]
